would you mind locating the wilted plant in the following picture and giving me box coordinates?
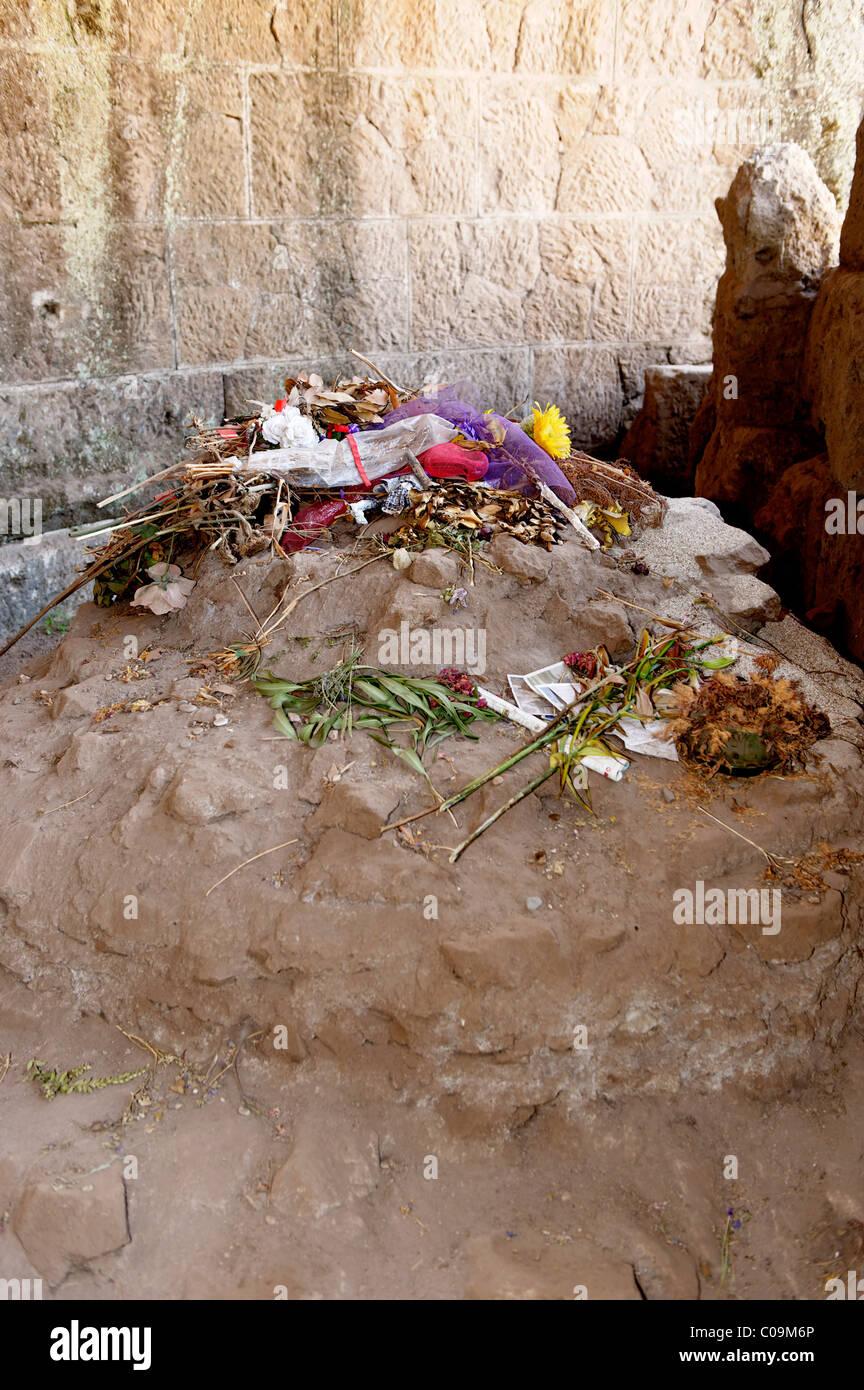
[671,670,830,776]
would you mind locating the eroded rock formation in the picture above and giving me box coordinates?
[691,129,864,661]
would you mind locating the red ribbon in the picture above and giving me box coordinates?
[345,429,371,487]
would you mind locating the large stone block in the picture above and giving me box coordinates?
[778,81,863,207]
[0,370,224,520]
[97,227,175,375]
[0,530,94,646]
[248,220,409,358]
[798,0,864,90]
[559,133,655,214]
[631,217,723,339]
[527,219,630,342]
[172,223,268,364]
[344,0,613,75]
[620,364,711,492]
[617,0,714,79]
[392,349,532,408]
[184,0,297,63]
[345,0,499,71]
[410,220,538,349]
[636,88,753,214]
[268,0,339,68]
[106,59,176,223]
[0,222,173,382]
[634,216,723,286]
[479,78,588,215]
[631,284,712,342]
[701,0,763,78]
[412,213,629,353]
[532,346,623,447]
[115,0,187,57]
[0,225,77,383]
[509,0,615,74]
[174,219,409,365]
[0,53,63,224]
[250,72,476,218]
[176,69,246,219]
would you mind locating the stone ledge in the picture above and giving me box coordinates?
[0,528,94,645]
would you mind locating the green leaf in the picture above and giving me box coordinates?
[376,674,432,715]
[352,713,403,728]
[273,708,298,740]
[353,678,402,710]
[391,747,431,781]
[255,679,301,696]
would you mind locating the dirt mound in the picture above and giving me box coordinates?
[2,506,863,1097]
[1,502,863,1298]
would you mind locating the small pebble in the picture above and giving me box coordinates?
[526,896,543,911]
[238,1104,250,1117]
[213,713,229,726]
[662,787,676,803]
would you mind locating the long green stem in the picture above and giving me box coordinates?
[381,632,683,838]
[449,765,560,862]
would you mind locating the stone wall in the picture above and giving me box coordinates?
[1,0,862,534]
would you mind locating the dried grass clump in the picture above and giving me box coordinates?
[558,451,666,527]
[671,671,830,776]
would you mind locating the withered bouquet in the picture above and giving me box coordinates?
[279,371,407,431]
[670,668,830,775]
[185,367,415,465]
[391,481,565,552]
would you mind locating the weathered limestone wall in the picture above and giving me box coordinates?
[1,0,862,533]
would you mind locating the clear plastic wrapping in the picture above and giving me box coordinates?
[232,414,456,488]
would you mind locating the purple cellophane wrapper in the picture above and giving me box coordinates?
[380,382,576,506]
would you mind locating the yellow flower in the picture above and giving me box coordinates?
[600,503,630,536]
[528,402,571,460]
